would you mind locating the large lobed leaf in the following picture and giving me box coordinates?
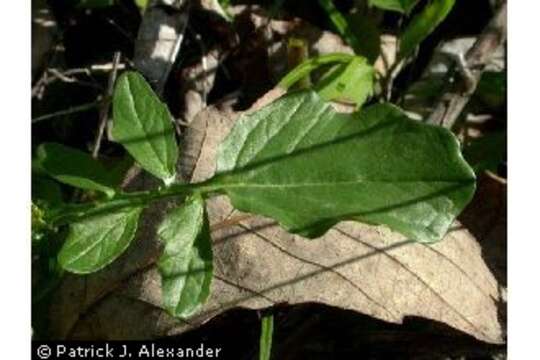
[209,90,475,243]
[58,207,142,274]
[157,194,213,318]
[112,71,178,184]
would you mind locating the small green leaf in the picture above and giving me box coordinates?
[112,71,178,184]
[209,90,475,243]
[399,0,456,59]
[36,143,117,197]
[369,0,420,14]
[279,53,375,106]
[58,207,142,274]
[157,194,213,318]
[315,57,374,108]
[259,313,274,360]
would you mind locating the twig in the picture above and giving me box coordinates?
[47,68,78,83]
[92,52,122,159]
[32,65,112,99]
[31,100,101,124]
[427,1,507,129]
[104,16,135,43]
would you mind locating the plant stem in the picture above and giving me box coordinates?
[31,100,102,124]
[287,38,311,89]
[259,312,274,360]
[48,180,222,226]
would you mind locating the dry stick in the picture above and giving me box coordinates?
[92,51,121,158]
[31,100,101,124]
[32,64,125,99]
[427,1,507,129]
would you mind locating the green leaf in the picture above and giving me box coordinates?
[112,71,178,185]
[369,0,420,13]
[36,143,117,197]
[58,207,142,274]
[315,57,374,108]
[399,0,456,59]
[278,54,374,107]
[209,90,475,243]
[157,194,213,318]
[259,313,274,360]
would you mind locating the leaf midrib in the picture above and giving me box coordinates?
[124,77,171,176]
[219,178,473,190]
